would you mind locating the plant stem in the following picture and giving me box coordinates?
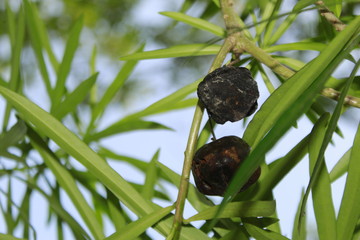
[315,1,346,31]
[169,36,235,240]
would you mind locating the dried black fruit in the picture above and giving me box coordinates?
[197,66,259,124]
[192,136,261,196]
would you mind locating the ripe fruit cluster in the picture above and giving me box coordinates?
[192,66,261,196]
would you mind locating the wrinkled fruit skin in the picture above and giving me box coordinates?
[192,136,261,196]
[197,66,259,124]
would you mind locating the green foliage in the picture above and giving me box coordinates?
[0,0,359,239]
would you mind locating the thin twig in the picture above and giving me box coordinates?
[168,37,235,240]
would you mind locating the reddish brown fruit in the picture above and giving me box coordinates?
[192,136,261,196]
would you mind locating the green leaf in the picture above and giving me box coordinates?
[244,223,289,240]
[184,201,275,223]
[98,147,148,172]
[292,191,306,240]
[0,234,26,240]
[52,73,98,119]
[119,44,221,60]
[160,12,225,37]
[251,135,309,200]
[24,0,52,95]
[27,126,104,240]
[105,205,175,240]
[337,123,360,239]
[268,11,298,45]
[264,42,325,53]
[0,120,27,154]
[329,148,351,182]
[142,150,160,200]
[91,81,200,142]
[91,45,144,124]
[3,3,26,129]
[218,226,248,240]
[117,81,200,124]
[308,113,336,240]
[85,119,172,143]
[326,0,342,17]
[52,17,83,107]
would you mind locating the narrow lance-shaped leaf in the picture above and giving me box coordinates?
[52,73,98,120]
[111,79,201,127]
[52,17,83,107]
[292,190,307,240]
[160,11,225,37]
[251,135,310,200]
[120,44,221,61]
[337,123,360,239]
[258,0,280,44]
[3,4,26,130]
[308,113,336,240]
[85,119,172,143]
[0,120,27,154]
[142,150,160,200]
[24,0,52,96]
[329,148,351,182]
